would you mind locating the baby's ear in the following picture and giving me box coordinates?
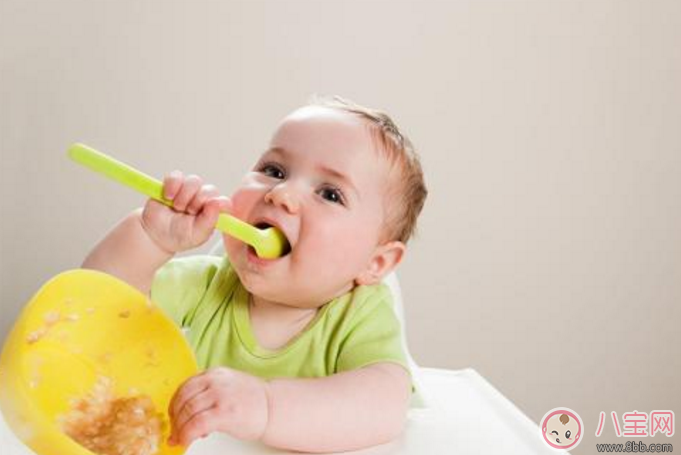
[355,241,406,286]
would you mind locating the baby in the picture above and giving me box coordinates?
[82,96,427,452]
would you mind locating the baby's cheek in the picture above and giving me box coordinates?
[228,193,251,219]
[320,236,371,275]
[229,186,264,221]
[313,225,358,256]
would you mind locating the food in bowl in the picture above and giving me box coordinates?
[59,376,164,455]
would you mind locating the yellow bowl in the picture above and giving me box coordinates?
[0,269,199,455]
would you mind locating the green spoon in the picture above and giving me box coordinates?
[68,143,288,259]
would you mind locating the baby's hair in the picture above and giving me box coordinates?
[560,414,570,425]
[308,95,428,244]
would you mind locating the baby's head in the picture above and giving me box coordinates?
[224,96,427,308]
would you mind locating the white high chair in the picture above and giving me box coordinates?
[0,244,567,455]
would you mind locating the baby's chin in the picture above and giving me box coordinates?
[239,273,347,309]
[234,268,290,302]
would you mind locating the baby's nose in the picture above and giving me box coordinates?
[264,184,300,214]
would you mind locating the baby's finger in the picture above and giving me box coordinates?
[217,196,233,214]
[162,171,183,200]
[169,374,211,425]
[170,389,215,444]
[194,197,230,235]
[186,184,219,216]
[174,408,219,447]
[172,174,203,212]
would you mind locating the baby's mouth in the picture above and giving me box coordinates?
[254,222,292,257]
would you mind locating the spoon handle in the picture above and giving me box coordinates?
[68,143,171,206]
[67,143,251,242]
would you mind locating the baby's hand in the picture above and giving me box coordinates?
[141,171,231,254]
[167,367,269,447]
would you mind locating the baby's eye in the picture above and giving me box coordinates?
[565,430,571,439]
[551,431,559,435]
[258,162,286,180]
[317,186,345,205]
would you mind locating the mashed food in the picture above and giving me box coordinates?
[59,376,164,455]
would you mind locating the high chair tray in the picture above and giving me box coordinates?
[0,368,567,455]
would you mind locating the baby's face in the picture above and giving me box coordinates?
[544,414,580,447]
[223,106,392,308]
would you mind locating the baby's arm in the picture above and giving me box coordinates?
[81,207,172,295]
[264,362,411,452]
[82,172,230,294]
[169,362,411,452]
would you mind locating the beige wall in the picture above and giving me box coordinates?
[1,1,679,452]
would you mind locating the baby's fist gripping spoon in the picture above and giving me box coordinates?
[68,143,288,259]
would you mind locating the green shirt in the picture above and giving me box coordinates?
[150,255,408,380]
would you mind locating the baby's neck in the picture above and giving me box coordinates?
[248,294,320,350]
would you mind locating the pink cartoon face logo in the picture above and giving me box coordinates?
[541,408,583,450]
